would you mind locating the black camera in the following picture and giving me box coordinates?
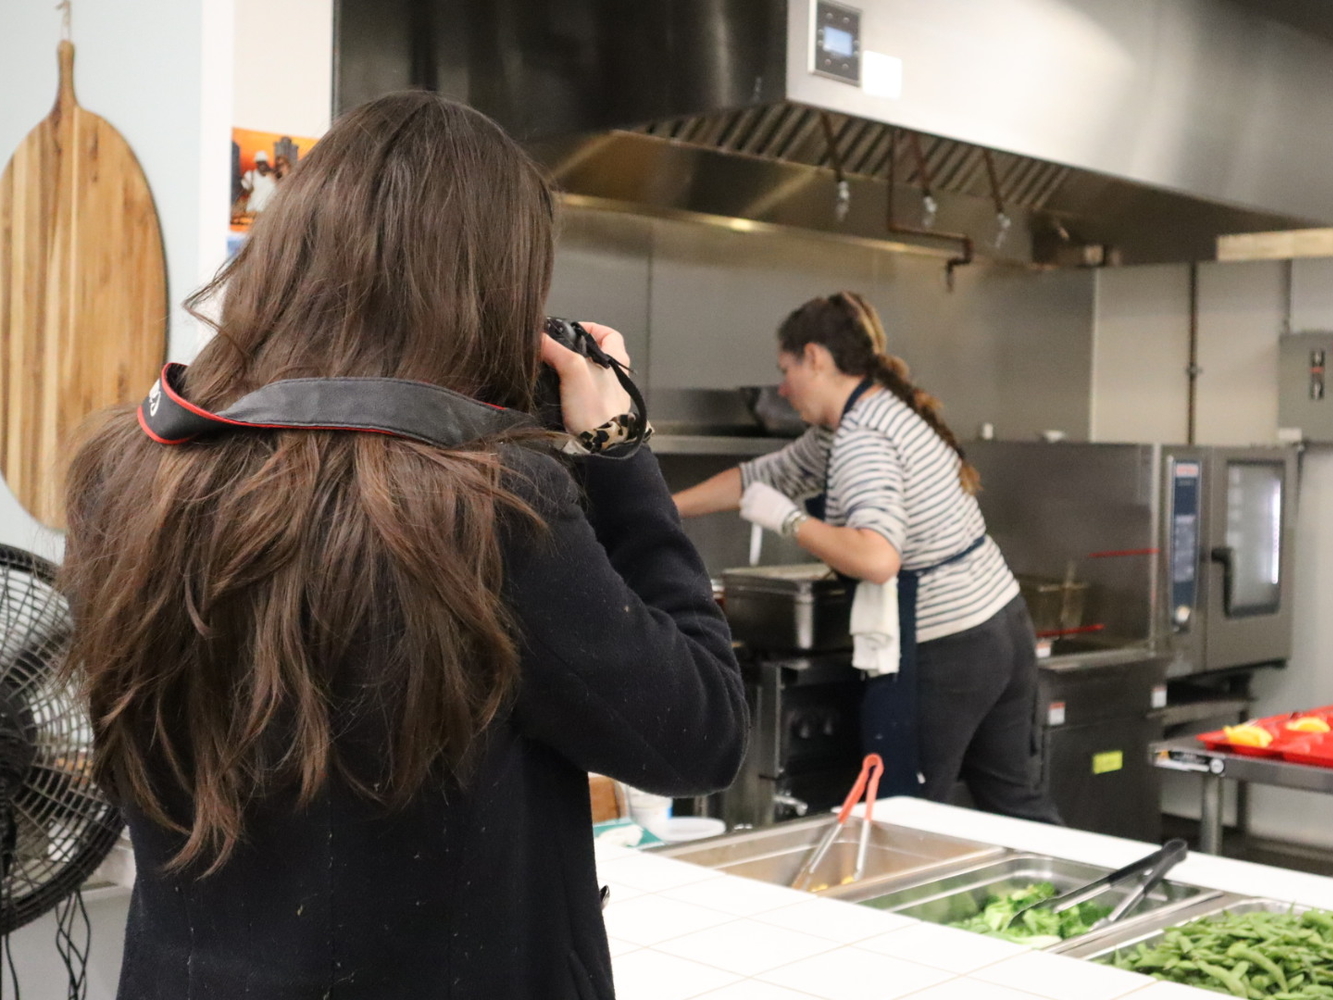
[534,318,604,429]
[534,317,648,455]
[544,317,613,365]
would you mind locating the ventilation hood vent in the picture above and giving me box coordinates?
[336,0,1333,268]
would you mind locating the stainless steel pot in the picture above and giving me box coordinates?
[721,564,851,652]
[739,386,806,436]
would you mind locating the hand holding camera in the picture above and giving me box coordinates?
[540,320,632,434]
[539,318,649,456]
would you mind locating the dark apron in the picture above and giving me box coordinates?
[860,535,985,798]
[804,378,874,523]
[806,377,985,798]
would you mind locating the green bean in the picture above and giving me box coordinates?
[1303,912,1333,935]
[1231,946,1289,991]
[1107,908,1333,997]
[1197,959,1254,997]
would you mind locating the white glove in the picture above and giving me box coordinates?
[740,482,800,535]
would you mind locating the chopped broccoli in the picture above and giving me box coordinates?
[947,881,1113,947]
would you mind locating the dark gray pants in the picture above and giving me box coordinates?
[916,595,1062,824]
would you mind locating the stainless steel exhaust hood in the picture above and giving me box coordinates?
[334,0,1333,267]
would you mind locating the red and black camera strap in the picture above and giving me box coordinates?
[137,363,529,450]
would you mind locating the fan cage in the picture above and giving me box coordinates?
[0,544,122,935]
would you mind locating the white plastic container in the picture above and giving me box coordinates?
[651,816,727,844]
[623,785,672,830]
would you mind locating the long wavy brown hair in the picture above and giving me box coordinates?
[59,92,555,874]
[778,291,981,494]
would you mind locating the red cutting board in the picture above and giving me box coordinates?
[0,41,167,528]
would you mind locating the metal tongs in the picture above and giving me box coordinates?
[1000,838,1189,933]
[790,754,884,891]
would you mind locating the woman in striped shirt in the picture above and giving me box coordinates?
[674,292,1059,823]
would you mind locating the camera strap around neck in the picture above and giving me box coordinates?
[138,363,531,449]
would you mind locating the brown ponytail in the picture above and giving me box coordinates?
[777,291,981,494]
[868,352,981,495]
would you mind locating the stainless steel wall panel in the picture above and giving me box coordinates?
[550,206,1093,439]
[546,211,654,386]
[966,267,1094,444]
[645,218,880,390]
[868,257,1095,443]
[1091,265,1191,444]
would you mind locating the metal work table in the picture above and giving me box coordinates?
[1151,737,1333,854]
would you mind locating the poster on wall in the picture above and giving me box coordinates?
[228,127,321,256]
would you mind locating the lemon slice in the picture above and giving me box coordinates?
[1223,724,1273,748]
[1286,717,1331,733]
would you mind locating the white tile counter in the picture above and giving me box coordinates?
[598,799,1333,1000]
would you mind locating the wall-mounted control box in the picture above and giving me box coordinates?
[1279,331,1333,442]
[811,1,861,84]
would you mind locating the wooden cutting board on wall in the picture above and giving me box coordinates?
[0,40,167,529]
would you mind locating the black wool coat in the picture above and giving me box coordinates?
[115,446,748,999]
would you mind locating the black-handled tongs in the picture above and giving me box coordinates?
[1000,838,1189,932]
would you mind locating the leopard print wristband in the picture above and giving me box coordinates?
[575,413,653,454]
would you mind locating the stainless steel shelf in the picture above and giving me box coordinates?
[1152,738,1333,794]
[1152,737,1333,855]
[651,434,792,456]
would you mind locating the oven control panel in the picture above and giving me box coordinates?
[1169,459,1201,632]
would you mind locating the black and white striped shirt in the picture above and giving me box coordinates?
[740,388,1018,643]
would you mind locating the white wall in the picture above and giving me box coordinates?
[2,1,234,991]
[1094,259,1333,849]
[1193,261,1285,446]
[233,0,333,136]
[0,0,342,996]
[0,0,235,564]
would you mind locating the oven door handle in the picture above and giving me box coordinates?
[1210,545,1234,615]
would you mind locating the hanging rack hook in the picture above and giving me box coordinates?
[819,112,851,222]
[981,148,1011,249]
[906,132,936,228]
[56,0,72,41]
[885,127,973,291]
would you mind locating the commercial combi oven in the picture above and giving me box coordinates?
[966,441,1298,677]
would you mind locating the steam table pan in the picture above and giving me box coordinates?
[1056,894,1315,960]
[833,852,1219,948]
[657,815,1005,896]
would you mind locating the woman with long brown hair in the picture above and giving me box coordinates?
[674,291,1057,824]
[60,91,746,999]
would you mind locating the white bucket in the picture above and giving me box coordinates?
[623,785,672,829]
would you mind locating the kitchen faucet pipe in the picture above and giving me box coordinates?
[1186,263,1199,445]
[886,128,973,290]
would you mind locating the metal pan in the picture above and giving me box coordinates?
[1056,894,1314,959]
[836,853,1218,948]
[739,386,805,436]
[998,839,1187,933]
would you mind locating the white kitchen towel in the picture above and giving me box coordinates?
[850,578,901,676]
